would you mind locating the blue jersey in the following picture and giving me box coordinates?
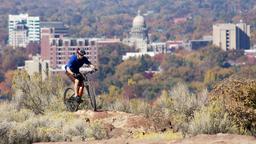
[65,55,91,73]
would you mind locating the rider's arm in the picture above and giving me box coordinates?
[83,57,96,70]
[66,55,76,75]
[66,67,74,75]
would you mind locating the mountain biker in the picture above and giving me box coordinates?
[65,48,96,103]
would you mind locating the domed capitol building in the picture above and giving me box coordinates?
[122,10,168,60]
[123,10,149,53]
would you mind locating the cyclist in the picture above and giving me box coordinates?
[65,48,96,103]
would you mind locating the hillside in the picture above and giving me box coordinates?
[33,110,256,144]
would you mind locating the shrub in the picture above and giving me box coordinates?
[209,77,256,135]
[150,90,173,129]
[8,122,35,144]
[154,90,172,110]
[169,83,208,135]
[0,121,13,144]
[0,102,35,123]
[0,107,81,143]
[189,101,238,135]
[101,94,130,112]
[12,71,65,114]
[87,122,108,140]
[63,119,88,141]
[128,99,154,118]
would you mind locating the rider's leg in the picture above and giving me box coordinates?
[78,85,84,97]
[74,79,79,96]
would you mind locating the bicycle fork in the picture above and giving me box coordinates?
[85,85,90,97]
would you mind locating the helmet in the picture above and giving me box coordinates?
[77,48,86,56]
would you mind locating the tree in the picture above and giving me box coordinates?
[26,42,40,55]
[0,71,15,100]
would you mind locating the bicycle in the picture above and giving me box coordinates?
[63,70,97,112]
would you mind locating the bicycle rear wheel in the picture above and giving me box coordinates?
[85,81,97,111]
[63,88,79,112]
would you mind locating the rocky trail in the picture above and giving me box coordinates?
[35,110,256,144]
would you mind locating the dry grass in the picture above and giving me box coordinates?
[133,130,182,141]
[0,102,108,143]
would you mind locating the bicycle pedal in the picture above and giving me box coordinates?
[77,99,84,103]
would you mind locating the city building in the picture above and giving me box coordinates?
[149,42,167,53]
[213,22,250,51]
[41,30,98,70]
[9,22,29,48]
[24,55,50,80]
[122,52,156,60]
[40,22,69,62]
[8,14,40,48]
[96,39,121,47]
[166,40,184,51]
[41,21,69,36]
[41,22,122,72]
[188,39,212,50]
[122,10,169,60]
[123,10,149,53]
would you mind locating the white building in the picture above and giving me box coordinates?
[8,14,40,48]
[24,55,50,80]
[9,23,28,48]
[213,22,250,51]
[122,52,156,60]
[166,41,184,51]
[149,42,167,53]
[123,10,149,53]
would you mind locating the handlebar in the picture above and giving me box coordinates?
[82,68,98,76]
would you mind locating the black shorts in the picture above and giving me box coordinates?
[65,71,84,86]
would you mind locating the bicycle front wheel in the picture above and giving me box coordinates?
[86,81,97,111]
[63,88,78,112]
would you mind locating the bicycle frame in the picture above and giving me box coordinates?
[64,70,97,112]
[78,72,89,96]
[78,71,92,97]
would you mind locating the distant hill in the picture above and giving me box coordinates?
[0,0,256,43]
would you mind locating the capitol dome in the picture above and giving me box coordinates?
[132,11,145,27]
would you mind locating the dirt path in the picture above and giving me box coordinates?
[34,110,256,144]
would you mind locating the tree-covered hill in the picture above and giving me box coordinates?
[0,0,256,43]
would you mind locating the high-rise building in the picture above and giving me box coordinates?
[8,14,40,48]
[41,28,98,70]
[213,22,250,51]
[40,22,69,62]
[49,37,98,69]
[9,22,29,48]
[40,21,69,36]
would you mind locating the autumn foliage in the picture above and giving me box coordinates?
[210,77,256,135]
